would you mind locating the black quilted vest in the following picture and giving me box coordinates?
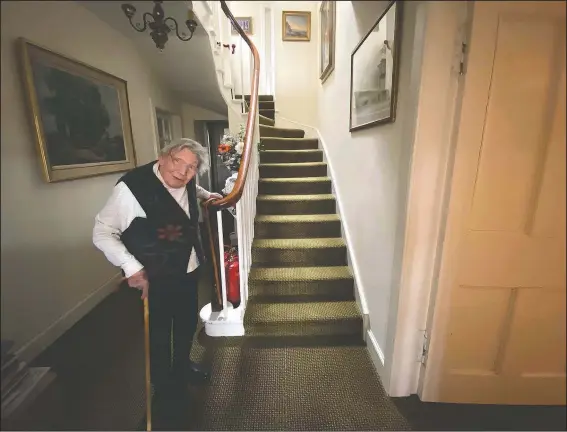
[118,162,205,278]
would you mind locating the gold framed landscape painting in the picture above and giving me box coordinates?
[19,38,136,182]
[282,11,311,41]
[319,0,336,82]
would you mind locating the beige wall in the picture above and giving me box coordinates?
[227,1,319,126]
[316,0,427,388]
[274,1,319,126]
[0,0,182,360]
[181,103,228,141]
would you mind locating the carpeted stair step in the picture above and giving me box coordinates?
[258,177,332,195]
[249,266,354,301]
[244,300,363,339]
[259,114,275,127]
[260,149,323,163]
[257,194,336,215]
[260,108,275,120]
[255,214,341,239]
[260,125,305,138]
[260,162,327,178]
[252,237,347,267]
[261,137,318,150]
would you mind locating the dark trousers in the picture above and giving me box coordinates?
[148,269,199,390]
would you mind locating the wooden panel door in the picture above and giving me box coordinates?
[421,1,566,405]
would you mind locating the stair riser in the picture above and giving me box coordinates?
[260,109,275,120]
[245,319,363,339]
[259,116,275,127]
[252,247,347,267]
[249,279,354,301]
[260,151,323,163]
[260,126,304,138]
[259,101,275,110]
[258,181,332,195]
[257,199,336,215]
[235,94,274,102]
[255,220,342,239]
[261,139,318,150]
[260,164,327,178]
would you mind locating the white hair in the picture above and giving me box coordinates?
[160,138,210,175]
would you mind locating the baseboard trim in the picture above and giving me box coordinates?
[366,329,385,378]
[16,272,122,363]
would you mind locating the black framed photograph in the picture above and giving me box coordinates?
[319,1,336,83]
[349,1,403,132]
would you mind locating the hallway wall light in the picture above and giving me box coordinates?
[121,1,198,51]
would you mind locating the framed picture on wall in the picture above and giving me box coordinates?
[349,1,403,132]
[231,17,253,35]
[282,11,311,42]
[18,38,136,182]
[319,1,336,82]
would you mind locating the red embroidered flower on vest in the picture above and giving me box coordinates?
[157,225,183,242]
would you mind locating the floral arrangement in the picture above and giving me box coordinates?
[218,124,245,172]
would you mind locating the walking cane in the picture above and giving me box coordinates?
[143,297,152,432]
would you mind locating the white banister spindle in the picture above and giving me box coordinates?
[194,0,261,337]
[239,37,245,109]
[216,212,227,311]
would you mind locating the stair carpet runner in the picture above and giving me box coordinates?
[232,94,363,339]
[249,121,362,340]
[181,96,410,431]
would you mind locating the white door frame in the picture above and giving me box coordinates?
[386,1,472,398]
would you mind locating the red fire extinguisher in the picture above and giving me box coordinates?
[224,247,241,308]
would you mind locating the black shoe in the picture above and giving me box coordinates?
[187,360,211,381]
[172,360,210,384]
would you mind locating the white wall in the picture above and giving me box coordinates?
[317,0,427,389]
[228,1,264,96]
[227,1,319,126]
[0,0,182,361]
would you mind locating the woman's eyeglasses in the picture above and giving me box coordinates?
[170,155,198,175]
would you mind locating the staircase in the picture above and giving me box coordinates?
[246,97,363,343]
[184,97,410,431]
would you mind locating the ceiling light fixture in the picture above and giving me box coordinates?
[121,1,198,51]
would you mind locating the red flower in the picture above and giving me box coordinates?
[218,144,231,154]
[157,225,183,241]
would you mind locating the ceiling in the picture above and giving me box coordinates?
[79,1,227,114]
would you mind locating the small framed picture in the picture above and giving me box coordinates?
[231,17,253,35]
[282,11,311,42]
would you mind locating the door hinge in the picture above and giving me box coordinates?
[419,330,429,365]
[459,42,468,76]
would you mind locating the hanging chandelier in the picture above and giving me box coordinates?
[121,1,198,51]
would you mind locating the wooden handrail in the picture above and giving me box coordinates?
[201,0,261,310]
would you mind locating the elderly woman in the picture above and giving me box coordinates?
[93,138,221,396]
